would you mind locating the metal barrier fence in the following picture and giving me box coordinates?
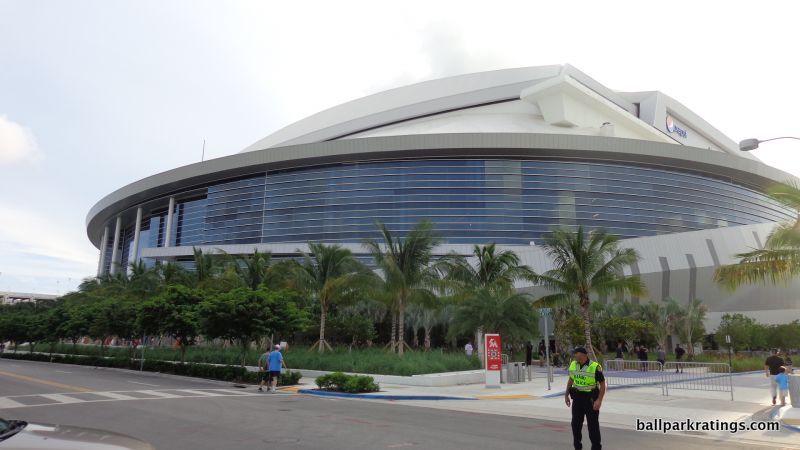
[604,359,733,400]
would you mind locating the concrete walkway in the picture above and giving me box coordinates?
[295,371,800,448]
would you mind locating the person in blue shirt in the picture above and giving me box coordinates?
[267,344,286,393]
[776,366,790,406]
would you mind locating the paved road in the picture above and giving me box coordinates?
[0,359,772,449]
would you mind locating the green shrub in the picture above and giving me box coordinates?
[315,372,379,393]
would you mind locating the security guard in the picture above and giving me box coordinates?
[564,347,606,450]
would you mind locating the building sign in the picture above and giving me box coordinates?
[665,115,688,139]
[485,334,502,371]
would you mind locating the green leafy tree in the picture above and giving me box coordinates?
[364,220,441,356]
[716,313,768,351]
[199,288,273,366]
[535,226,646,361]
[600,317,653,351]
[137,285,204,362]
[766,321,800,350]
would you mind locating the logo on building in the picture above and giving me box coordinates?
[666,115,688,139]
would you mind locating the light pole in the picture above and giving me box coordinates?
[739,136,800,151]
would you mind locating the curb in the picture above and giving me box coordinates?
[297,389,476,401]
[769,406,800,433]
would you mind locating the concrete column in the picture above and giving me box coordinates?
[96,225,110,277]
[109,216,122,275]
[128,207,143,273]
[164,196,175,247]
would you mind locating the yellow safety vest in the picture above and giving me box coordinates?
[569,360,600,392]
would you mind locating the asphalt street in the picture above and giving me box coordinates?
[0,359,770,449]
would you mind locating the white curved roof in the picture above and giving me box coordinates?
[242,64,751,159]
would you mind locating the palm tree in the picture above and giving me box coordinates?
[449,287,539,343]
[675,298,707,359]
[364,220,441,356]
[715,182,800,288]
[237,249,273,290]
[295,242,372,352]
[535,226,646,361]
[192,247,219,286]
[438,243,537,290]
[637,299,682,352]
[438,243,537,361]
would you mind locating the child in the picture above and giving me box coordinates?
[776,366,790,406]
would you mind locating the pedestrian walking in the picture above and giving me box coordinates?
[637,346,648,371]
[464,341,474,357]
[657,346,666,371]
[776,366,790,406]
[765,349,786,405]
[268,344,287,393]
[257,347,270,392]
[565,347,606,450]
[674,344,685,373]
[615,342,624,360]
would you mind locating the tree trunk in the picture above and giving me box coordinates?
[412,326,419,348]
[475,328,484,365]
[180,341,187,363]
[580,295,596,361]
[424,326,432,351]
[398,300,406,356]
[318,302,327,353]
[389,310,397,352]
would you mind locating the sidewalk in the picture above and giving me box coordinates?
[295,371,800,449]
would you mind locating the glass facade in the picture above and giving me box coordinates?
[105,158,795,269]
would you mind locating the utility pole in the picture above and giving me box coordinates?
[201,139,206,162]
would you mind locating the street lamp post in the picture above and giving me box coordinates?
[739,136,800,151]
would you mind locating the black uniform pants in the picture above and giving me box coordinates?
[571,393,601,450]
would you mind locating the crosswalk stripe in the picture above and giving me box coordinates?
[0,397,26,409]
[138,390,181,398]
[93,392,138,400]
[208,389,256,396]
[176,389,224,396]
[40,393,83,404]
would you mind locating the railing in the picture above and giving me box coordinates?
[604,359,734,400]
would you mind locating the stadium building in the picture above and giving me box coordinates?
[87,64,800,329]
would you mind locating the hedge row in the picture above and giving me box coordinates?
[0,352,302,386]
[315,371,380,393]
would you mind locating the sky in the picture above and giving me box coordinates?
[1,0,799,295]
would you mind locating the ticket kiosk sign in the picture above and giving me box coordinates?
[485,333,501,388]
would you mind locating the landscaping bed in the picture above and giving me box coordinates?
[0,351,302,385]
[29,344,481,376]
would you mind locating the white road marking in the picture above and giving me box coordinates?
[40,393,83,404]
[211,389,257,396]
[93,392,138,400]
[138,390,181,398]
[0,388,274,409]
[0,397,26,408]
[176,389,224,396]
[55,370,72,374]
[127,380,159,387]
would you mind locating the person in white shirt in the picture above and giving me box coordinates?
[465,342,474,357]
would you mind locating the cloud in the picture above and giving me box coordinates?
[0,115,42,164]
[0,204,97,283]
